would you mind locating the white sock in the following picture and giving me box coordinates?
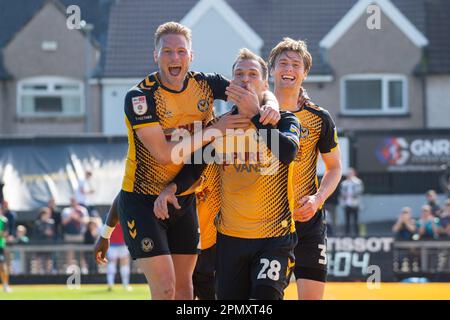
[107,262,117,287]
[120,264,130,287]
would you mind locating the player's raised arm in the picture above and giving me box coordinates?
[126,89,249,166]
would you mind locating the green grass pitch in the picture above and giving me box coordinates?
[0,284,151,300]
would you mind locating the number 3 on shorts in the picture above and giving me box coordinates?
[318,244,327,265]
[257,258,281,281]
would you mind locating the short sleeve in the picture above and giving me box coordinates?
[318,111,339,154]
[124,89,160,130]
[203,73,230,101]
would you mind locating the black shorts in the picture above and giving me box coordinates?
[216,232,297,300]
[193,244,216,300]
[0,248,5,263]
[294,209,328,282]
[117,190,200,260]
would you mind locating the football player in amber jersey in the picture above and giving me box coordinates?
[268,38,342,300]
[94,22,281,300]
[154,49,301,300]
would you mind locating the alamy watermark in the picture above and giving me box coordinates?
[366,265,382,289]
[367,4,381,30]
[66,264,81,289]
[66,5,86,30]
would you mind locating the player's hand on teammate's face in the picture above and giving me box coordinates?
[293,195,320,222]
[259,105,280,126]
[154,188,180,220]
[226,82,260,117]
[94,237,110,265]
[212,113,250,135]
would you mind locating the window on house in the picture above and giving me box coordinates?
[18,77,84,116]
[342,75,407,115]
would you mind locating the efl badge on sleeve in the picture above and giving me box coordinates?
[132,96,148,115]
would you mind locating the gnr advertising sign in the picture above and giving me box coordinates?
[356,134,450,172]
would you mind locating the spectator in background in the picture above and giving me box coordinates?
[324,184,340,236]
[76,170,95,215]
[426,190,442,217]
[84,218,101,274]
[62,197,89,243]
[62,197,89,269]
[417,205,440,240]
[34,207,55,274]
[11,225,30,274]
[446,176,450,199]
[35,207,55,243]
[47,198,62,242]
[340,168,364,236]
[439,199,450,240]
[392,207,416,241]
[0,180,4,203]
[0,205,12,292]
[15,226,29,244]
[1,201,17,241]
[439,165,450,199]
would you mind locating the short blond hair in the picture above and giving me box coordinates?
[268,37,312,74]
[232,48,268,80]
[154,21,192,49]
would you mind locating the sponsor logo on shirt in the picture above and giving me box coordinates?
[132,96,148,115]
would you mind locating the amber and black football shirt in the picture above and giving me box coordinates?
[291,101,339,212]
[215,111,300,239]
[195,163,221,250]
[122,71,229,195]
[172,110,301,239]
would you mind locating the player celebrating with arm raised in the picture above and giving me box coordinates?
[155,48,301,300]
[268,38,342,300]
[94,22,280,300]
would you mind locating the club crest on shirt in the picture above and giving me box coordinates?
[141,238,154,253]
[301,127,310,139]
[197,99,209,112]
[132,96,148,115]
